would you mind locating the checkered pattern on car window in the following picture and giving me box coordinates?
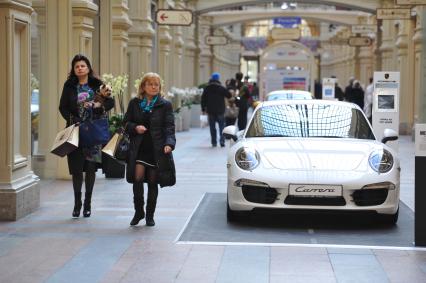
[246,104,374,139]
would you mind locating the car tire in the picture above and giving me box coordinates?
[381,207,399,225]
[227,198,247,222]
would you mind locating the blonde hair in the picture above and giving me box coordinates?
[138,72,164,99]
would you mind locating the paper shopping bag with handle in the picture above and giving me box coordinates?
[51,124,79,157]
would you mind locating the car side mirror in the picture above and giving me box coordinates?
[223,125,238,141]
[381,128,398,144]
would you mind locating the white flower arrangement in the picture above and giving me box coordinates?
[101,73,128,114]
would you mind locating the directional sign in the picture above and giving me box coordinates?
[377,8,411,20]
[348,36,373,47]
[271,28,301,40]
[205,36,228,45]
[155,9,193,26]
[327,38,348,45]
[396,0,426,5]
[351,25,377,34]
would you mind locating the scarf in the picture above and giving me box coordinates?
[140,95,158,113]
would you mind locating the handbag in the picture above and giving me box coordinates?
[79,108,110,148]
[102,129,130,164]
[51,124,79,157]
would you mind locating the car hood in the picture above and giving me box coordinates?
[247,138,381,172]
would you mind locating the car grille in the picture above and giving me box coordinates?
[284,196,346,206]
[242,185,278,204]
[352,189,388,206]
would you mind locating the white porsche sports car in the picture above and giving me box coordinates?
[223,100,400,224]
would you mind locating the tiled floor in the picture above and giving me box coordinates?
[0,127,425,283]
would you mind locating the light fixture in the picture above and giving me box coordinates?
[281,2,288,10]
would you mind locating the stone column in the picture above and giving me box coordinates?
[380,0,396,71]
[171,0,185,88]
[183,0,197,87]
[397,19,415,134]
[198,15,213,85]
[112,0,131,76]
[128,0,155,96]
[157,0,172,91]
[111,0,131,108]
[413,6,426,123]
[32,0,74,180]
[72,0,98,59]
[99,0,113,74]
[0,0,39,220]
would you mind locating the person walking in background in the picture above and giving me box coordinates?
[331,76,344,101]
[344,77,355,100]
[364,77,374,123]
[314,79,322,99]
[346,80,365,109]
[124,72,176,226]
[236,72,251,130]
[59,54,114,218]
[201,72,231,147]
[224,78,239,127]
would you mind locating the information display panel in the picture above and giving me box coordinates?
[372,72,400,151]
[322,78,336,100]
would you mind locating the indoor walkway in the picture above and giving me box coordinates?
[0,127,425,283]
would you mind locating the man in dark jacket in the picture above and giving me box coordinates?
[201,72,231,147]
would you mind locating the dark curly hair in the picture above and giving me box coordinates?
[67,54,97,84]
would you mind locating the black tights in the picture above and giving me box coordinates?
[72,161,96,195]
[133,164,158,215]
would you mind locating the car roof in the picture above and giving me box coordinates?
[259,99,360,109]
[267,90,312,95]
[265,90,313,100]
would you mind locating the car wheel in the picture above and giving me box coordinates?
[381,207,399,225]
[227,198,247,222]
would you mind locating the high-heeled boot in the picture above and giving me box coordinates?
[130,182,145,226]
[83,192,92,217]
[72,192,82,217]
[130,197,145,226]
[146,184,158,226]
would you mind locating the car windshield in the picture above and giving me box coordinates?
[246,103,375,140]
[267,92,311,101]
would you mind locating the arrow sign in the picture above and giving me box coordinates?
[348,36,373,47]
[205,36,228,45]
[351,25,377,34]
[377,8,411,20]
[155,9,193,26]
[396,0,426,5]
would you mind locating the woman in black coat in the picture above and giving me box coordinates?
[123,72,176,226]
[59,54,114,218]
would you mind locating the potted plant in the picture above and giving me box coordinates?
[101,74,128,178]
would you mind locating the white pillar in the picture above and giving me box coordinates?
[0,0,39,220]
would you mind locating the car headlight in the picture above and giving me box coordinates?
[235,147,260,171]
[368,149,394,173]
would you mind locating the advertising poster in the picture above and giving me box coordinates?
[322,78,336,100]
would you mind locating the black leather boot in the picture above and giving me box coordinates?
[146,184,158,226]
[83,192,92,218]
[130,197,145,226]
[72,192,82,217]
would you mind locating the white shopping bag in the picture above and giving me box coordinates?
[50,124,79,157]
[200,114,208,128]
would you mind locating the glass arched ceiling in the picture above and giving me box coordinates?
[196,0,378,15]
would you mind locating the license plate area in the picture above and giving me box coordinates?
[288,184,343,197]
